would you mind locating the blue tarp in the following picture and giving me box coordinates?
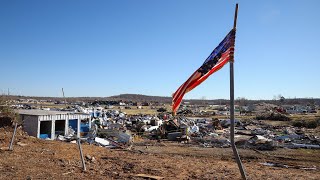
[91,112,101,117]
[80,123,89,132]
[69,119,78,131]
[40,134,50,139]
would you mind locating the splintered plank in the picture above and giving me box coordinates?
[133,174,164,180]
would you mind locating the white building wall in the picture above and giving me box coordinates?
[51,115,56,140]
[65,115,69,136]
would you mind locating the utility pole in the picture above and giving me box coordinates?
[62,88,67,108]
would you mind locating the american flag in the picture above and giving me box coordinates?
[172,29,236,114]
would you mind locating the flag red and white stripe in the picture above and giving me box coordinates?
[172,29,236,114]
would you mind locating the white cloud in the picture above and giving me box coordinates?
[260,9,281,25]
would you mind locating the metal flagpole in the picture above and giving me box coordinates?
[9,122,18,151]
[77,138,87,171]
[230,3,247,180]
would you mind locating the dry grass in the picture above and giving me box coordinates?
[290,114,319,121]
[109,106,166,115]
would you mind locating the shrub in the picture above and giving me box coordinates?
[306,120,318,129]
[292,120,306,128]
[292,119,320,129]
[256,113,290,121]
[0,116,13,127]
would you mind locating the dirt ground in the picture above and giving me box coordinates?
[1,127,320,180]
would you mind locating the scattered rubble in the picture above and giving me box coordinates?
[1,97,320,179]
[260,162,317,170]
[69,109,320,151]
[147,117,320,151]
[16,142,28,147]
[3,98,320,153]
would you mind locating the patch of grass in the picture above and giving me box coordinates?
[290,114,318,121]
[108,106,160,115]
[297,148,318,155]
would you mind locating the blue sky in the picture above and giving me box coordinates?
[0,0,319,99]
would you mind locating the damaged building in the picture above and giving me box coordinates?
[18,110,90,140]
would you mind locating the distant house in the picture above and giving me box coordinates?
[106,105,114,109]
[240,105,255,112]
[141,102,150,106]
[283,105,308,114]
[219,111,229,116]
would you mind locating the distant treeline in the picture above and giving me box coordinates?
[2,94,320,106]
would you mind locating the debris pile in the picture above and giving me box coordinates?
[148,117,320,151]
